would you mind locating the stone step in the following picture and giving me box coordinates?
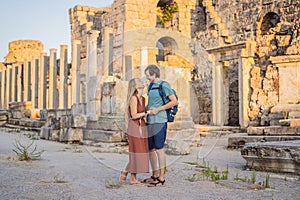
[200,130,240,138]
[83,129,125,143]
[195,125,244,133]
[241,140,300,174]
[279,119,300,127]
[290,119,300,127]
[228,134,300,149]
[5,123,41,132]
[289,111,300,119]
[247,126,300,135]
[86,115,126,132]
[8,118,45,128]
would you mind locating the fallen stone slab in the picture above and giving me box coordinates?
[228,135,300,149]
[241,140,300,174]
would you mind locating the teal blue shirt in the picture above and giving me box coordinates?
[146,80,174,124]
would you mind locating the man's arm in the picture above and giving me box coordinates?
[149,94,178,115]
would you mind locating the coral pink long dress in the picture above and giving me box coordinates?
[126,95,149,173]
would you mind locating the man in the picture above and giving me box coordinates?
[144,64,178,186]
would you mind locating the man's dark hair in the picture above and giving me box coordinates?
[145,64,160,78]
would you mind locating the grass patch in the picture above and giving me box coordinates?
[105,179,122,189]
[235,171,273,189]
[185,159,228,182]
[54,174,68,183]
[12,139,44,161]
[25,132,39,140]
[72,146,83,153]
[8,128,21,133]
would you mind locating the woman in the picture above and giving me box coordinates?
[120,78,150,184]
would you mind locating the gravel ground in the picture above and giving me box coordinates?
[0,129,299,200]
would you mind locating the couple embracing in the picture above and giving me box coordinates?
[120,64,178,186]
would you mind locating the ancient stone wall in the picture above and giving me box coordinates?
[249,0,300,125]
[196,0,300,49]
[69,6,109,59]
[193,0,300,126]
[5,40,44,63]
[68,0,299,126]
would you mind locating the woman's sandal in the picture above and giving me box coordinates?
[142,176,158,183]
[120,171,128,184]
[148,178,165,187]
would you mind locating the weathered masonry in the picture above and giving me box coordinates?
[0,1,299,161]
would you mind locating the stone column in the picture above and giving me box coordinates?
[68,77,72,108]
[23,60,29,102]
[14,65,18,102]
[86,30,100,121]
[125,56,132,81]
[6,64,12,107]
[59,45,68,108]
[31,57,39,109]
[71,40,81,104]
[212,57,225,126]
[103,27,113,76]
[140,47,148,78]
[49,48,58,109]
[11,65,16,102]
[38,52,47,109]
[1,68,6,108]
[17,64,22,102]
[0,70,2,108]
[239,41,255,127]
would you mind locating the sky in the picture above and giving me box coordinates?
[0,0,114,62]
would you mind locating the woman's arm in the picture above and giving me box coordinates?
[129,96,148,119]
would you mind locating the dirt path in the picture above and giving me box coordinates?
[0,129,299,200]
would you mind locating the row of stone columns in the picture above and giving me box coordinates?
[0,43,82,111]
[0,30,103,122]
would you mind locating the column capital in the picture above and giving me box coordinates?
[72,40,81,45]
[60,44,68,49]
[87,30,100,35]
[87,30,100,41]
[40,52,48,56]
[50,48,57,53]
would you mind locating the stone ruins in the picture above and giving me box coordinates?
[0,0,299,174]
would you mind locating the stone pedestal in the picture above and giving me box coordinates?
[269,55,300,126]
[84,115,126,142]
[270,55,300,105]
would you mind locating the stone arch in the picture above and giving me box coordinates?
[261,12,280,35]
[156,36,178,61]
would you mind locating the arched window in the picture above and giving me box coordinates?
[156,36,178,61]
[261,12,280,35]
